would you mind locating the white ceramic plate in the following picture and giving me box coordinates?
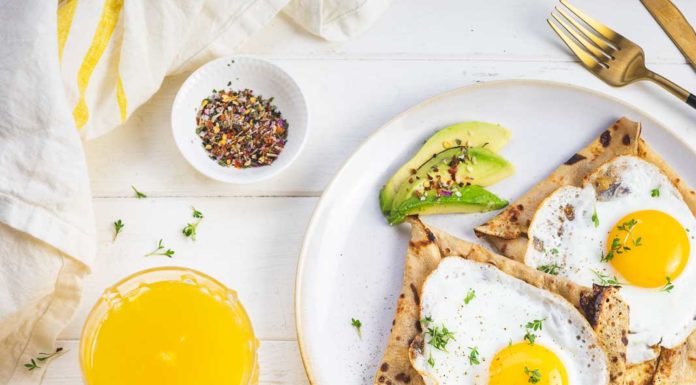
[171,56,308,184]
[295,80,696,385]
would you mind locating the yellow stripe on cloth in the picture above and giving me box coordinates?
[72,0,123,129]
[116,75,127,123]
[57,0,78,62]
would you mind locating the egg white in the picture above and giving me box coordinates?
[410,257,608,385]
[526,156,696,364]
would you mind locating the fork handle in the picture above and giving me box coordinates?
[646,71,696,109]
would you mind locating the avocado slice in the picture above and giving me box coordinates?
[387,185,508,225]
[390,146,513,210]
[379,122,511,214]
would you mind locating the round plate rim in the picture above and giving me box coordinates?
[293,78,694,385]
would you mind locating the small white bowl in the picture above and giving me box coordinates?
[171,56,309,184]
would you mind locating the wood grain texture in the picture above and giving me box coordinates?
[43,0,696,383]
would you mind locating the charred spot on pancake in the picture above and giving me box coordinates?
[426,229,436,243]
[600,130,611,147]
[415,320,422,333]
[410,283,420,305]
[622,134,631,145]
[395,373,411,383]
[381,362,389,372]
[565,153,587,165]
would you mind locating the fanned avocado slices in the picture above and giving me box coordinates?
[380,121,514,225]
[379,121,511,215]
[390,146,513,210]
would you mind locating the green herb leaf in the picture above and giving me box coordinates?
[426,324,456,351]
[25,348,63,371]
[464,289,476,305]
[131,185,147,199]
[592,269,623,286]
[661,276,674,293]
[420,315,433,326]
[537,264,560,275]
[113,219,124,242]
[351,318,362,338]
[145,239,175,258]
[523,319,545,345]
[427,353,435,367]
[468,346,481,365]
[525,367,542,384]
[592,209,599,228]
[182,207,204,241]
[651,187,660,198]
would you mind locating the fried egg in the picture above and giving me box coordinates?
[410,257,608,385]
[526,155,696,364]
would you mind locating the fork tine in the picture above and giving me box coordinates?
[556,7,615,53]
[547,19,603,70]
[551,12,609,60]
[560,0,621,44]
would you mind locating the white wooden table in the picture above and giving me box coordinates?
[42,0,696,383]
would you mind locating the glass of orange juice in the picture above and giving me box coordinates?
[80,267,259,385]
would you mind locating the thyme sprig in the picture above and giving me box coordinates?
[113,219,124,242]
[537,264,560,275]
[131,185,147,199]
[524,318,545,345]
[601,218,641,262]
[525,367,542,383]
[426,324,455,351]
[182,207,204,241]
[592,269,623,286]
[351,318,362,338]
[24,348,63,371]
[145,239,175,258]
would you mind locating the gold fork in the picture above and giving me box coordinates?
[548,0,696,109]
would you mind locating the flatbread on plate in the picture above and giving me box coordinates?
[373,217,630,385]
[475,117,696,384]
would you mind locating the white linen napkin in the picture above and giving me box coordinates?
[0,0,391,383]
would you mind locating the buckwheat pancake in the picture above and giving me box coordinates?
[475,117,696,384]
[374,218,629,385]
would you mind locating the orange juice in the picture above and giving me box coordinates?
[81,268,258,385]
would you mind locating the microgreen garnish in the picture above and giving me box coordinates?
[550,248,559,255]
[592,209,599,228]
[592,269,623,286]
[464,289,476,304]
[24,348,63,371]
[525,367,542,384]
[420,315,433,326]
[351,318,362,338]
[131,185,147,199]
[661,276,674,293]
[113,219,124,242]
[426,324,455,351]
[182,207,204,241]
[145,239,175,258]
[537,264,560,275]
[601,218,641,262]
[651,187,660,197]
[427,353,435,367]
[468,346,481,365]
[523,318,544,345]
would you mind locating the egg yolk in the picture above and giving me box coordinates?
[606,210,689,288]
[489,342,568,385]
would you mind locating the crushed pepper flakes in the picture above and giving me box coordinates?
[195,88,288,168]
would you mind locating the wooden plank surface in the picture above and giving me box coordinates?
[42,0,696,383]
